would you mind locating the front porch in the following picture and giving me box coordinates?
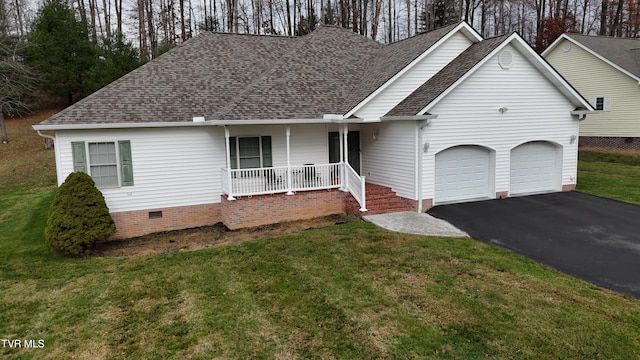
[219,123,368,212]
[221,162,367,212]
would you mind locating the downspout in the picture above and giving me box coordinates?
[36,130,61,184]
[36,130,56,145]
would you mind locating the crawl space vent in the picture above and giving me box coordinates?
[498,50,513,69]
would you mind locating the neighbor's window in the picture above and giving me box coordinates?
[71,141,134,187]
[229,136,272,169]
[593,96,611,111]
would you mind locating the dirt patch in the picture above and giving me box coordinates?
[93,214,357,257]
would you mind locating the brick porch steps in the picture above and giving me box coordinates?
[346,183,417,216]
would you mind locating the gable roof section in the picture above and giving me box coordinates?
[342,22,482,116]
[386,32,593,117]
[385,34,508,117]
[543,34,640,83]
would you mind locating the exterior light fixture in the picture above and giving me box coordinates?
[570,134,577,144]
[498,107,508,114]
[372,129,378,140]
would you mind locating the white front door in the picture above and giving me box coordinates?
[435,146,490,204]
[510,141,560,195]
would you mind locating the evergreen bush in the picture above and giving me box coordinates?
[45,172,115,255]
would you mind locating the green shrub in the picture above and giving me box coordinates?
[45,172,115,255]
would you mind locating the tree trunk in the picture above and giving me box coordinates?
[180,0,186,41]
[600,0,608,35]
[13,0,24,37]
[115,0,123,35]
[611,0,624,36]
[102,0,112,38]
[371,0,381,40]
[0,111,8,144]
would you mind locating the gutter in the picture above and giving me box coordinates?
[36,130,56,145]
[380,114,438,122]
[570,110,593,120]
[31,115,368,131]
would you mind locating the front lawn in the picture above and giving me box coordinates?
[2,190,640,359]
[577,151,640,205]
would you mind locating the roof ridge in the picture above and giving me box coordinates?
[200,30,296,39]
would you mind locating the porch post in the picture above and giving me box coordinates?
[224,125,235,201]
[339,124,344,190]
[286,125,294,195]
[343,123,349,191]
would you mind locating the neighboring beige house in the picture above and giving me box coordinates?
[543,34,640,150]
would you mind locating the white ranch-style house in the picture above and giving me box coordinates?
[34,22,593,239]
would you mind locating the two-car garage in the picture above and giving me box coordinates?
[434,142,562,205]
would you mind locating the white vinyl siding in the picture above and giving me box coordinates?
[354,31,473,121]
[545,39,640,137]
[421,44,578,202]
[360,121,416,199]
[57,127,226,213]
[228,124,329,167]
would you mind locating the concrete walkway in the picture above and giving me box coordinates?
[363,211,469,237]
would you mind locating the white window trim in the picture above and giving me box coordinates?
[591,96,612,112]
[236,136,264,169]
[86,141,123,188]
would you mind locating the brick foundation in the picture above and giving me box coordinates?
[221,190,346,230]
[562,184,576,191]
[421,199,433,211]
[496,191,508,199]
[110,203,222,239]
[579,136,640,152]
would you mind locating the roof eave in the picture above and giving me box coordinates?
[32,116,368,130]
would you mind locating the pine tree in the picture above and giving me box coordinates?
[26,0,97,105]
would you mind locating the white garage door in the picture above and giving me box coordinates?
[435,146,490,204]
[510,141,559,195]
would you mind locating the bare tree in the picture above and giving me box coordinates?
[0,39,35,144]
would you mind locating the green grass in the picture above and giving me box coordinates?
[577,151,640,205]
[2,190,640,359]
[2,120,640,358]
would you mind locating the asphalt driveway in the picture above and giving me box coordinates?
[427,191,640,299]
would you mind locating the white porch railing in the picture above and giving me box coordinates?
[221,163,342,198]
[344,163,367,212]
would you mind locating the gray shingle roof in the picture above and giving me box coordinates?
[385,34,510,117]
[565,33,640,78]
[40,23,467,125]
